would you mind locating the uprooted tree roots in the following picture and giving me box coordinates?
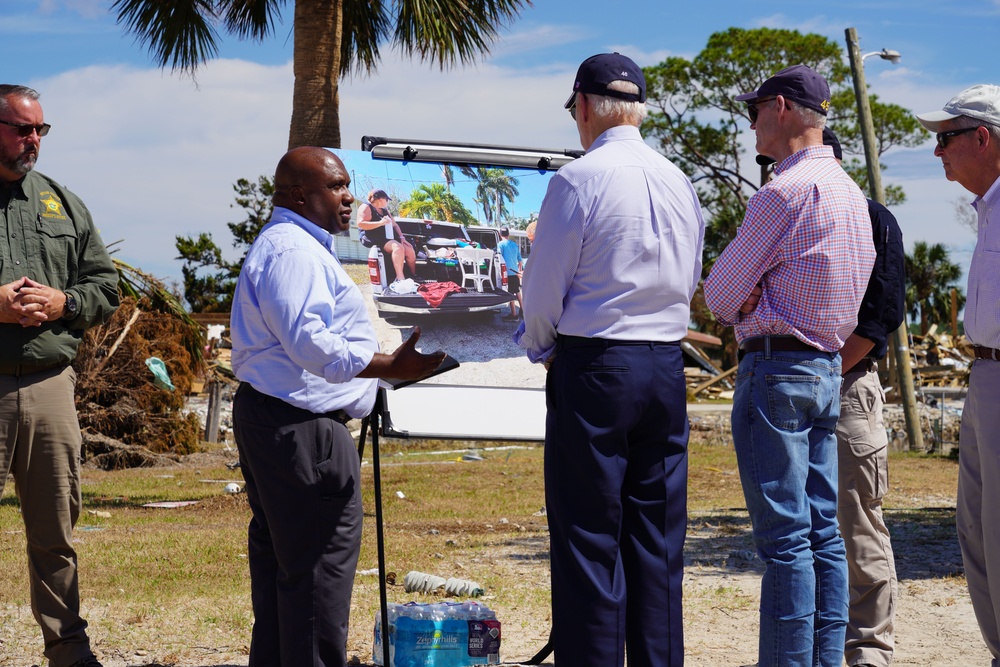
[74,296,206,469]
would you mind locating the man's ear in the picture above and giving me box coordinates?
[290,184,306,204]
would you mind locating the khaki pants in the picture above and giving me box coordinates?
[958,359,1000,666]
[0,365,93,667]
[836,367,897,667]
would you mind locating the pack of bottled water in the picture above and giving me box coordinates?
[373,601,502,667]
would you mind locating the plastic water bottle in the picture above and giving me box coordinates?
[373,601,501,666]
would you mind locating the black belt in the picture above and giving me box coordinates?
[974,346,1000,361]
[237,382,353,424]
[0,362,66,377]
[557,334,680,349]
[738,335,822,360]
[845,357,877,375]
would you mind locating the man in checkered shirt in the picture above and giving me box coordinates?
[704,64,875,667]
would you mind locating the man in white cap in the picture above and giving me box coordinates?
[916,84,1000,665]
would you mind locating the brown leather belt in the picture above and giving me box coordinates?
[739,336,821,360]
[0,362,66,377]
[974,345,1000,361]
[845,357,877,375]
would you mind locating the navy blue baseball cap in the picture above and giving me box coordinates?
[736,64,831,116]
[565,52,646,108]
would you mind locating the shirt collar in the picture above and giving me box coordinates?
[587,124,643,154]
[0,173,29,199]
[268,206,338,255]
[773,144,836,175]
[974,172,1000,213]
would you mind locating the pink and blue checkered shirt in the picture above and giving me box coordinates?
[704,145,875,353]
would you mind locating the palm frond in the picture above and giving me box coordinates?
[113,257,206,368]
[393,0,531,69]
[220,0,282,41]
[112,0,220,72]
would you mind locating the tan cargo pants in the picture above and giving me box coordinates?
[957,359,1000,665]
[0,365,94,667]
[836,366,897,667]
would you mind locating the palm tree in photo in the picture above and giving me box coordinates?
[904,241,965,336]
[112,0,531,149]
[399,183,475,224]
[458,165,520,225]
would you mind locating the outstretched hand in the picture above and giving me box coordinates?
[359,326,446,382]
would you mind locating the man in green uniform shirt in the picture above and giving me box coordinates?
[0,84,119,667]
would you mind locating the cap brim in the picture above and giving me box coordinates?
[565,90,577,109]
[735,91,759,103]
[916,109,961,133]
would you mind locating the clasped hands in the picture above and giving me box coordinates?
[0,277,67,327]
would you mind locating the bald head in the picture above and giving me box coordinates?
[272,147,355,234]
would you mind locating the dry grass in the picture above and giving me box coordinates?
[0,431,962,666]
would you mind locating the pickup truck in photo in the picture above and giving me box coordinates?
[364,217,516,320]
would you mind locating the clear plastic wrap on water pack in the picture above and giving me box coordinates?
[373,601,501,667]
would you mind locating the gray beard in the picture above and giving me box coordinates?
[1,150,36,176]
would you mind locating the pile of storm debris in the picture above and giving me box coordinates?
[74,261,211,470]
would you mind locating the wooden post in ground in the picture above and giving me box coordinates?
[951,288,959,337]
[205,380,222,443]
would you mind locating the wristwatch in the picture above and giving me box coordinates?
[63,292,78,320]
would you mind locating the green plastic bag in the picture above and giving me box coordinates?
[145,357,175,391]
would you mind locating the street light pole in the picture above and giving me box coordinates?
[845,27,924,452]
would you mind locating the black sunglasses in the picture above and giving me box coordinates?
[568,95,578,121]
[936,126,979,149]
[0,119,51,137]
[747,97,777,124]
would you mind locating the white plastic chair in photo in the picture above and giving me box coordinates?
[456,246,493,292]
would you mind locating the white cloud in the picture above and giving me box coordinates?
[749,13,850,38]
[338,52,582,151]
[35,60,293,284]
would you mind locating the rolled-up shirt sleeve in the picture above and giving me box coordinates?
[704,187,791,325]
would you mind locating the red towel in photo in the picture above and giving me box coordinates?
[418,281,465,308]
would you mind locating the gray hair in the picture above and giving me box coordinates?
[786,99,826,130]
[951,114,1000,145]
[583,80,648,126]
[0,85,40,114]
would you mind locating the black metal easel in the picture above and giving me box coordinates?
[357,387,391,665]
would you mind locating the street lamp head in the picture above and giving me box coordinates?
[881,48,902,64]
[863,48,902,64]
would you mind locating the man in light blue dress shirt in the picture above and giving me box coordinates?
[518,53,705,667]
[230,147,445,667]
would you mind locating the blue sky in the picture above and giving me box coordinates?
[3,0,998,289]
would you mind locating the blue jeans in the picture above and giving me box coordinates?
[732,346,848,667]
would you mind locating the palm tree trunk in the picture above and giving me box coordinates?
[289,0,344,149]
